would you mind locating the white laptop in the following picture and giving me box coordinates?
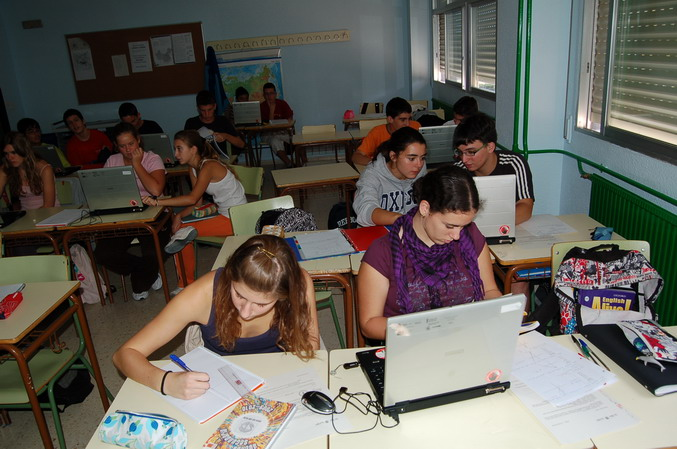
[419,125,456,165]
[356,294,527,420]
[473,174,516,244]
[233,101,262,126]
[141,133,176,166]
[77,166,146,215]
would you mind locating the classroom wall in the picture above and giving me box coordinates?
[0,0,414,136]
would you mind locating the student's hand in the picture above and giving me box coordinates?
[130,147,144,166]
[165,371,210,400]
[172,215,182,233]
[212,132,225,143]
[142,196,159,207]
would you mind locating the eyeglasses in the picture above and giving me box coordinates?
[454,143,487,158]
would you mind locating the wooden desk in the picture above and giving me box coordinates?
[0,281,110,449]
[328,348,592,449]
[342,113,385,130]
[85,351,329,449]
[213,234,356,348]
[61,206,174,303]
[271,163,359,228]
[0,207,69,253]
[237,121,295,166]
[292,130,357,166]
[489,214,622,293]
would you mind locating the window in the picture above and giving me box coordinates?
[433,0,497,95]
[577,0,677,161]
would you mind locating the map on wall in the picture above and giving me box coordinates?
[217,50,284,103]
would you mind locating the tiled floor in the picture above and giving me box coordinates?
[0,157,351,448]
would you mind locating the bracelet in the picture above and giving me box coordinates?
[160,370,172,395]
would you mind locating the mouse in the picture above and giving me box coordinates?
[301,390,335,414]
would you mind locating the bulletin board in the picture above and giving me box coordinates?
[65,23,205,104]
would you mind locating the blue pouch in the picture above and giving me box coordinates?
[99,410,187,449]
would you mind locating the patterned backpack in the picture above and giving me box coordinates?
[255,208,318,233]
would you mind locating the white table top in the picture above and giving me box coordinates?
[292,131,354,145]
[212,234,352,275]
[85,351,328,449]
[0,281,80,343]
[271,163,359,189]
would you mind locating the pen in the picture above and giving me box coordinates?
[169,354,193,372]
[570,334,585,356]
[579,339,611,371]
[577,338,599,366]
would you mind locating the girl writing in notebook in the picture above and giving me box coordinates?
[93,123,169,301]
[0,132,59,210]
[141,129,247,288]
[358,165,502,340]
[352,126,427,227]
[113,235,320,399]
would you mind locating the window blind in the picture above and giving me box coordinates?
[471,1,497,92]
[446,8,464,84]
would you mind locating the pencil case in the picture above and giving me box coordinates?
[99,410,187,449]
[0,292,23,319]
[192,203,217,218]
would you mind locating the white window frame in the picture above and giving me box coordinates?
[576,0,677,163]
[433,0,497,96]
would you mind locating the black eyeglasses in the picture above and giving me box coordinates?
[454,143,487,158]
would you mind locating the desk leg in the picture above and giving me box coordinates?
[311,273,354,348]
[352,274,366,347]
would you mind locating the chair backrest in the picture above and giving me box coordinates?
[0,254,70,284]
[229,195,295,235]
[550,240,650,285]
[430,108,445,120]
[359,118,387,131]
[55,179,73,205]
[231,165,264,200]
[359,102,384,114]
[302,124,335,134]
[408,99,428,109]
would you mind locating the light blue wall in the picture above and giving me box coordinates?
[0,0,413,136]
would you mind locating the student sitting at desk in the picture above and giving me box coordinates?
[17,117,70,171]
[260,82,295,168]
[358,166,502,340]
[142,130,247,289]
[184,90,245,157]
[353,127,427,227]
[113,235,320,400]
[351,97,422,166]
[93,123,169,301]
[62,108,113,169]
[118,102,164,134]
[445,95,479,125]
[1,132,59,210]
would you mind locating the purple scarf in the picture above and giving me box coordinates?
[390,208,483,314]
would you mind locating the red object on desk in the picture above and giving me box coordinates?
[341,226,389,252]
[0,291,24,319]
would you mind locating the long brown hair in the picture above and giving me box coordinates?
[2,132,44,199]
[173,129,238,179]
[213,235,316,359]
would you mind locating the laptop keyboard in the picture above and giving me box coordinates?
[356,349,386,401]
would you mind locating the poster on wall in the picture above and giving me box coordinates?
[216,49,283,102]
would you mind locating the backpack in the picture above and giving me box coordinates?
[327,202,356,229]
[38,368,94,411]
[554,244,663,334]
[255,208,318,233]
[70,244,107,304]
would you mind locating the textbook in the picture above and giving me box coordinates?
[159,347,264,423]
[202,395,296,449]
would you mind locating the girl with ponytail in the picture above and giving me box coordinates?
[358,165,502,340]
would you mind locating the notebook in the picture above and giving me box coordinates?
[233,101,262,126]
[36,208,86,227]
[33,145,80,176]
[356,293,526,420]
[419,125,456,165]
[473,174,516,244]
[141,133,176,167]
[0,210,26,228]
[78,166,146,215]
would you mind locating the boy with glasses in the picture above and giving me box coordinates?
[453,113,534,224]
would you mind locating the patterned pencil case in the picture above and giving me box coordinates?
[99,410,187,449]
[192,203,217,218]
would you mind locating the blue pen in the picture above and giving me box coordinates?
[170,354,193,372]
[579,338,611,371]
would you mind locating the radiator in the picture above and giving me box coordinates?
[588,174,677,325]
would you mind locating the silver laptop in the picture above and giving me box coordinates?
[233,101,262,126]
[141,133,176,166]
[419,125,456,165]
[473,174,516,244]
[356,294,526,419]
[77,166,146,215]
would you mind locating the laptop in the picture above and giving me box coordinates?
[0,210,26,228]
[356,294,526,420]
[77,166,146,215]
[141,133,176,167]
[419,125,456,165]
[33,145,80,176]
[473,174,516,244]
[233,101,262,126]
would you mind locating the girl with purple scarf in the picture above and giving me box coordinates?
[358,165,502,340]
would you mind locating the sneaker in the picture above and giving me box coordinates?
[151,273,162,291]
[132,290,149,301]
[165,226,198,254]
[170,287,184,297]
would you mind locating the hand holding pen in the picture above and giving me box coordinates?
[163,354,210,400]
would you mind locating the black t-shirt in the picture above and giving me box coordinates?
[138,120,163,134]
[184,115,243,155]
